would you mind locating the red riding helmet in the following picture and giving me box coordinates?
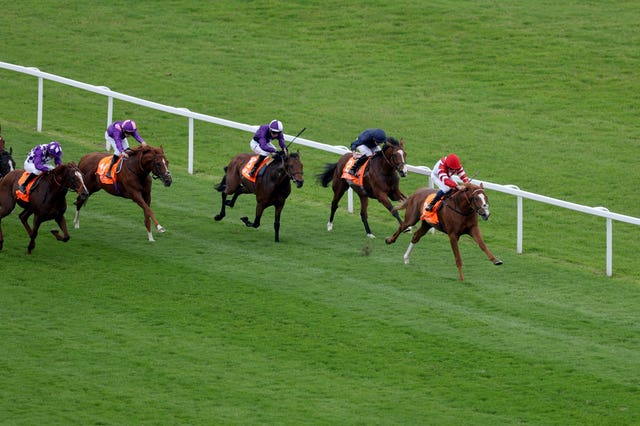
[444,153,461,169]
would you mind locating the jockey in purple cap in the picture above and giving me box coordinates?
[248,119,286,177]
[105,119,147,178]
[348,128,388,175]
[19,141,63,193]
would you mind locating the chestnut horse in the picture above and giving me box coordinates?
[214,150,304,242]
[385,182,503,281]
[0,125,16,179]
[0,163,89,253]
[317,138,408,238]
[74,145,172,241]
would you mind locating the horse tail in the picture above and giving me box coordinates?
[391,197,409,213]
[316,163,338,187]
[214,167,228,192]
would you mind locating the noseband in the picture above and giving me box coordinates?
[445,188,487,216]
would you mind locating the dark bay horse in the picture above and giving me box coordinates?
[214,150,304,242]
[317,138,408,238]
[0,125,16,179]
[0,163,89,253]
[385,182,503,281]
[74,145,172,241]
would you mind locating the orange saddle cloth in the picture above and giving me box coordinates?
[96,156,122,184]
[420,193,441,226]
[15,172,41,202]
[341,157,370,186]
[241,156,272,182]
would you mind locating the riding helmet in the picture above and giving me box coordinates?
[371,128,387,143]
[47,141,62,156]
[444,153,461,169]
[122,119,137,134]
[269,120,283,133]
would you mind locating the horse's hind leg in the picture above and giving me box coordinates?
[214,191,228,221]
[403,222,431,265]
[24,215,42,254]
[272,202,285,243]
[327,180,347,231]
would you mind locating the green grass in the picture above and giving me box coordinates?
[1,1,639,424]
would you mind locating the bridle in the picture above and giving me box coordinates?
[380,143,406,176]
[443,187,487,217]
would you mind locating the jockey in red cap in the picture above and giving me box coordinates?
[425,153,470,212]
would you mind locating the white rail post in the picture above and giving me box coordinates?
[36,73,43,132]
[595,207,613,277]
[348,188,354,213]
[177,108,194,174]
[506,185,523,254]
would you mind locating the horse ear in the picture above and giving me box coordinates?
[480,182,484,188]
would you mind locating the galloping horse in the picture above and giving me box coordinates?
[317,138,408,238]
[0,163,89,254]
[214,150,304,242]
[0,125,16,179]
[74,145,172,241]
[385,182,503,281]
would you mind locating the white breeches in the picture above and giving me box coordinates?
[250,139,276,156]
[24,161,52,175]
[430,170,453,193]
[105,131,129,155]
[355,145,380,157]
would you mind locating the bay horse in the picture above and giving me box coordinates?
[317,138,408,238]
[385,182,503,281]
[0,163,89,254]
[214,150,304,242]
[74,145,172,241]
[0,125,17,179]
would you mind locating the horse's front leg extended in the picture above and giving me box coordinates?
[241,202,265,229]
[26,215,42,254]
[358,196,375,238]
[51,215,71,242]
[132,193,164,242]
[273,202,284,243]
[18,209,34,237]
[469,226,503,266]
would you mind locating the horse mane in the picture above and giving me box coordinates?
[386,136,400,146]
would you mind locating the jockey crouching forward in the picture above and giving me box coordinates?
[19,141,63,193]
[425,153,470,211]
[348,128,387,175]
[105,119,147,178]
[248,119,287,178]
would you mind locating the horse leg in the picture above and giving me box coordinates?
[385,205,419,245]
[25,215,42,254]
[358,196,375,238]
[403,222,431,264]
[469,226,503,266]
[131,192,163,241]
[327,180,347,232]
[0,197,17,251]
[447,233,465,281]
[214,191,228,221]
[18,208,34,237]
[240,203,265,229]
[273,202,284,243]
[50,214,71,242]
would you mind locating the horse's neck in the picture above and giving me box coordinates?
[448,192,473,213]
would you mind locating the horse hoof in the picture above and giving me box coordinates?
[493,259,503,265]
[384,237,393,245]
[403,257,410,265]
[157,225,166,233]
[214,214,224,221]
[366,233,376,239]
[327,222,333,232]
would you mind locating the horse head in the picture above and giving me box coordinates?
[463,182,490,220]
[283,150,304,188]
[55,162,90,200]
[138,145,172,187]
[382,137,408,177]
[0,147,16,178]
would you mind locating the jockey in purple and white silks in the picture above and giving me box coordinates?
[19,141,63,193]
[105,119,147,178]
[248,119,286,177]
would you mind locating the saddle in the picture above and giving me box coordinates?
[420,193,443,226]
[341,156,371,186]
[15,172,43,202]
[96,156,124,184]
[241,155,272,182]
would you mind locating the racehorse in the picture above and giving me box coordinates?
[0,163,89,254]
[0,125,16,179]
[385,182,503,281]
[214,150,304,242]
[317,138,408,238]
[74,145,172,241]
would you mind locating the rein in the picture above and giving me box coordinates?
[443,189,484,217]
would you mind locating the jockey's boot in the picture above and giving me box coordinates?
[425,189,445,212]
[105,154,118,178]
[18,173,37,193]
[348,155,368,176]
[249,155,266,177]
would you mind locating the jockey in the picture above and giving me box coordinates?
[348,128,388,175]
[248,119,286,177]
[105,119,147,178]
[425,153,470,211]
[19,141,63,193]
